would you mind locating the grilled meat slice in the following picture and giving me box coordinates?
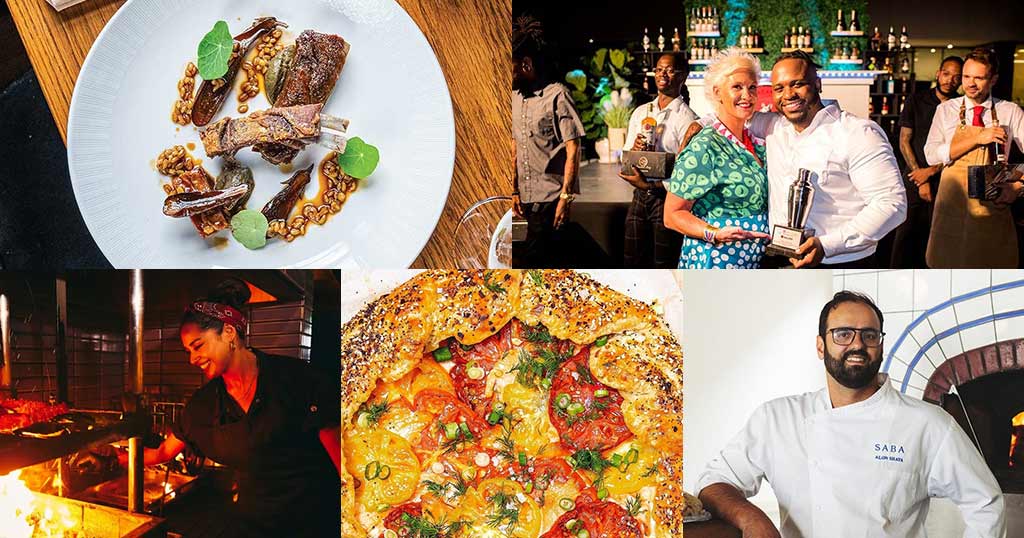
[163,184,250,217]
[171,168,232,237]
[254,30,350,164]
[200,104,323,158]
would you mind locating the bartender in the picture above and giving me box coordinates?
[697,291,1005,538]
[618,52,697,269]
[924,47,1024,268]
[121,279,341,537]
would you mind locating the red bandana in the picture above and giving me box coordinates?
[188,301,247,333]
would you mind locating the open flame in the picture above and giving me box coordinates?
[1011,411,1024,468]
[162,482,175,501]
[0,470,81,538]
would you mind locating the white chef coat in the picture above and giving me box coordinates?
[623,95,699,155]
[747,104,907,264]
[696,375,1005,538]
[923,95,1024,166]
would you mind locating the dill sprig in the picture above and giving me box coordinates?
[400,511,470,538]
[483,271,507,294]
[358,398,390,425]
[422,469,468,501]
[624,495,645,517]
[527,269,545,287]
[485,490,521,534]
[523,324,553,343]
[510,348,568,389]
[641,462,660,478]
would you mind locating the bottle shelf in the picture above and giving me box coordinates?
[687,31,721,38]
[830,59,864,65]
[779,47,814,53]
[831,30,865,37]
[688,59,714,65]
[740,48,765,54]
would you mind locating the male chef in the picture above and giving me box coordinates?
[697,291,1005,538]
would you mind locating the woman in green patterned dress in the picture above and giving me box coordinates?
[664,48,770,268]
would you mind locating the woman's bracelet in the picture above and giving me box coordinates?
[702,225,718,244]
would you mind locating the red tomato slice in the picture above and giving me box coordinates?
[540,493,645,538]
[548,347,633,451]
[413,389,491,452]
[382,502,423,535]
[448,322,513,414]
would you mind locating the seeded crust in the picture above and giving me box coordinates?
[340,270,684,538]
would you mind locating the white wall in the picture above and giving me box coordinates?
[682,269,833,523]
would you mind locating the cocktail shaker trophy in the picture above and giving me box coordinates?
[766,168,816,257]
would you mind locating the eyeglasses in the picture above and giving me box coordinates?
[653,68,682,76]
[827,327,885,347]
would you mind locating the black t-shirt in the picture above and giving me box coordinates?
[173,349,340,537]
[898,90,943,167]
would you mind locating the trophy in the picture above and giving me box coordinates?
[765,168,816,258]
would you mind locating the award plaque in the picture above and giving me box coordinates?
[765,168,816,258]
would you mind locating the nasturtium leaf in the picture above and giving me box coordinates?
[230,209,269,250]
[337,137,380,179]
[197,21,234,80]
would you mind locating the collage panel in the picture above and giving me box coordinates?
[339,270,686,538]
[0,0,510,270]
[684,269,1024,537]
[511,1,1024,271]
[0,270,341,537]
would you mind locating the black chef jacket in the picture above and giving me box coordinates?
[173,349,340,537]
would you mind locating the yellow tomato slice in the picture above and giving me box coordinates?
[474,478,542,538]
[343,429,421,510]
[409,358,456,397]
[500,382,559,455]
[601,441,659,496]
[377,400,433,444]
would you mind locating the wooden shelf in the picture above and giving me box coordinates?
[688,59,713,65]
[740,48,765,54]
[830,59,864,65]
[779,47,814,53]
[687,31,721,38]
[831,30,865,37]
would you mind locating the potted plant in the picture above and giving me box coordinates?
[565,48,634,158]
[603,88,633,154]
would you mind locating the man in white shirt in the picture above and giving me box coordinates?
[618,52,698,268]
[697,291,1005,538]
[748,51,907,268]
[923,47,1024,268]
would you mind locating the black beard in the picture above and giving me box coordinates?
[824,347,881,389]
[938,85,959,98]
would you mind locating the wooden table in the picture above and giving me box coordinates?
[5,0,511,269]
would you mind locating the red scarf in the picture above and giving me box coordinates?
[188,301,247,333]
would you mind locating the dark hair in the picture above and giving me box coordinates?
[818,291,884,337]
[774,49,822,71]
[964,47,999,76]
[660,52,689,74]
[939,55,964,69]
[181,278,251,337]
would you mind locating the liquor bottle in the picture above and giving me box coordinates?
[783,28,791,48]
[755,30,762,48]
[641,103,657,151]
[870,27,881,51]
[886,75,895,93]
[841,44,850,60]
[867,56,877,70]
[688,9,696,33]
[851,43,860,60]
[710,39,718,56]
[881,98,890,115]
[672,27,681,51]
[658,27,666,51]
[804,28,812,49]
[887,26,897,51]
[899,95,907,112]
[900,26,910,49]
[797,26,805,48]
[849,10,859,32]
[700,6,709,32]
[868,99,874,115]
[883,56,893,74]
[643,28,651,52]
[690,38,698,60]
[900,56,910,73]
[712,6,719,33]
[836,9,844,33]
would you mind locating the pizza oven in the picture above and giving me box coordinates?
[923,338,1024,531]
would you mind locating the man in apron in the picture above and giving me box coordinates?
[924,47,1024,268]
[696,291,1005,538]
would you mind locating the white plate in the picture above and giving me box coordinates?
[67,0,454,268]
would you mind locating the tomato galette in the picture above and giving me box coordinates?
[340,270,684,538]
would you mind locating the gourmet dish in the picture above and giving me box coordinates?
[340,270,684,538]
[156,17,379,250]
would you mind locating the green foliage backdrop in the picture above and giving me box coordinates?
[684,0,871,68]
